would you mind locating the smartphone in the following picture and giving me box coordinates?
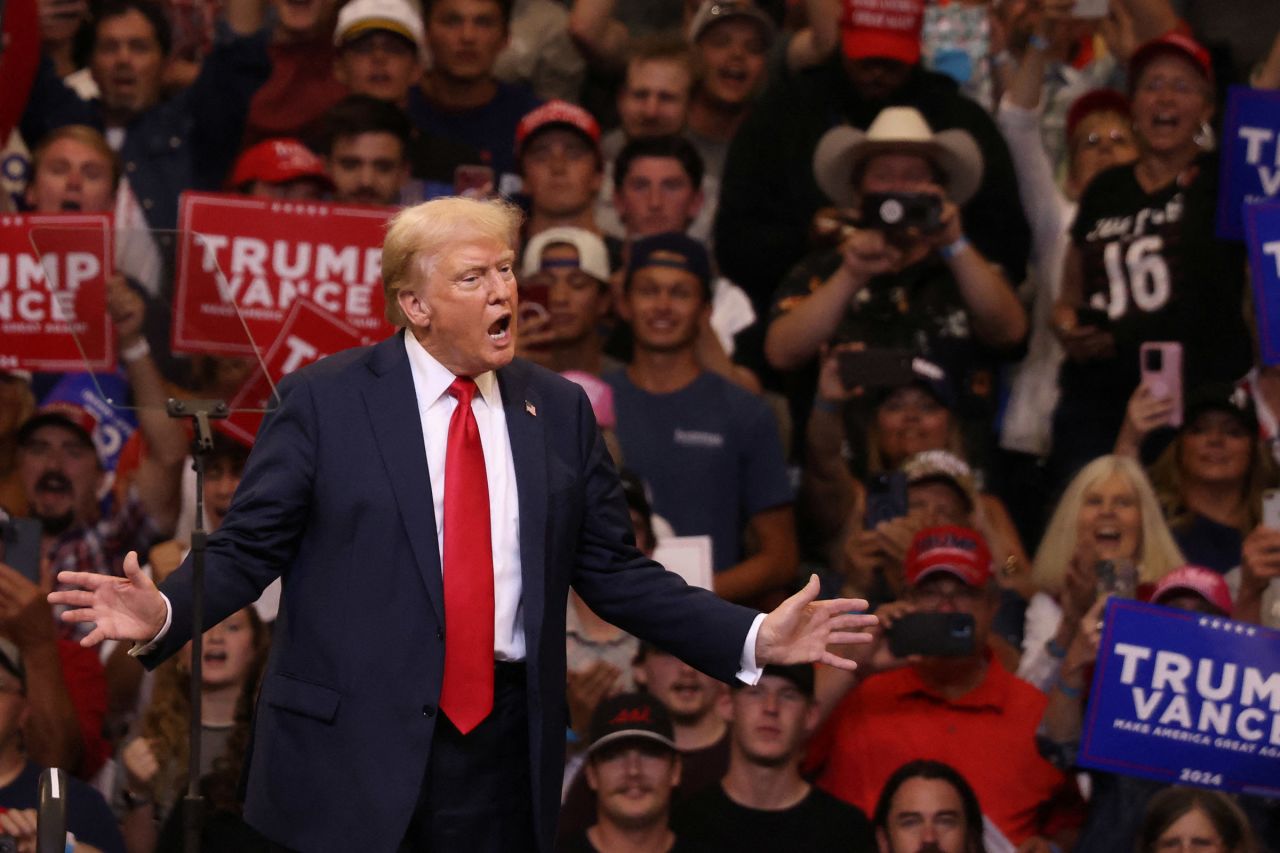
[888,612,976,657]
[1074,307,1112,330]
[1095,559,1138,600]
[837,348,917,391]
[0,511,41,584]
[453,164,495,199]
[1263,488,1280,530]
[864,471,908,530]
[1139,342,1183,428]
[1072,0,1109,19]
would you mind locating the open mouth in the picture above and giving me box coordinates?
[1092,528,1123,547]
[60,200,82,211]
[203,650,228,664]
[670,681,702,699]
[36,472,72,495]
[488,314,512,341]
[718,67,749,85]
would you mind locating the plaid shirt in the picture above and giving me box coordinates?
[46,493,160,641]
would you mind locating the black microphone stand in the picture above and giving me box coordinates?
[166,398,229,853]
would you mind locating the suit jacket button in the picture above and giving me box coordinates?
[422,704,436,717]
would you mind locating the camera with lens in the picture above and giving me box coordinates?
[860,191,944,234]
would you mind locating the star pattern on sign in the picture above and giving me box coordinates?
[268,203,328,216]
[1198,617,1259,637]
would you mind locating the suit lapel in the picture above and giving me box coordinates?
[363,335,445,626]
[498,362,547,662]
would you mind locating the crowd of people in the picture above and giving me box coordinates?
[1,0,1279,849]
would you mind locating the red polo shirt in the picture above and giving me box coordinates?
[806,656,1081,844]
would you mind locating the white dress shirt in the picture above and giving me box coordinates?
[403,334,526,660]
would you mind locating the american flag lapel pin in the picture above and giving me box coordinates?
[525,400,537,417]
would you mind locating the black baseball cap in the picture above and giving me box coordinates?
[733,664,815,697]
[1182,383,1258,434]
[587,692,677,757]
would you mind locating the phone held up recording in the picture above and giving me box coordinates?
[1095,559,1138,600]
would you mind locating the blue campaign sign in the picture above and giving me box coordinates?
[1217,86,1280,240]
[1079,599,1280,798]
[1248,203,1280,365]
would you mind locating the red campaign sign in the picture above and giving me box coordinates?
[221,300,374,444]
[173,192,395,357]
[0,214,114,372]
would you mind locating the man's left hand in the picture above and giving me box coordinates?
[755,575,878,672]
[925,197,964,250]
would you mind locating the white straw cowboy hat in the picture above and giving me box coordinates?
[813,106,984,208]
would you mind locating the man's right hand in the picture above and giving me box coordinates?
[47,551,166,647]
[855,599,917,676]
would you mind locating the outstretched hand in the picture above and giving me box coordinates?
[47,551,167,647]
[755,575,878,672]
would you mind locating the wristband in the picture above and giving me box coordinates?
[1045,638,1068,660]
[813,398,842,414]
[1028,33,1050,52]
[938,236,969,261]
[1053,676,1082,699]
[119,337,151,363]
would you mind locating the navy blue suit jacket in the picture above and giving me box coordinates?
[145,334,758,851]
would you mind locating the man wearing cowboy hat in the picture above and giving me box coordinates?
[764,106,1027,462]
[714,0,1030,322]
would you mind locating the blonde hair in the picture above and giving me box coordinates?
[381,196,524,327]
[1032,455,1184,594]
[31,125,121,190]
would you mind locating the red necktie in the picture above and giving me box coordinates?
[439,377,495,734]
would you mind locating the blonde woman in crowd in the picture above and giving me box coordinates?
[1019,454,1183,690]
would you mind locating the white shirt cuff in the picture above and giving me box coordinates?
[127,593,173,658]
[735,613,767,685]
